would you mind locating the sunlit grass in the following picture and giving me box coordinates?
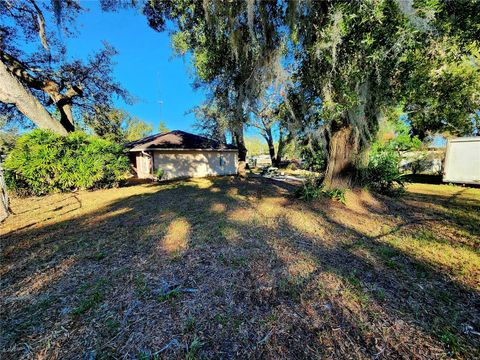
[1,178,479,358]
[385,234,480,289]
[161,218,191,253]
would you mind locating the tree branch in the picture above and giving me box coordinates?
[28,0,50,52]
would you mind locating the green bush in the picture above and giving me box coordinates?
[361,148,405,196]
[301,150,326,172]
[295,175,346,203]
[295,175,324,200]
[4,130,130,195]
[154,168,164,181]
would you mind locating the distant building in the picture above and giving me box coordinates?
[399,149,445,175]
[248,154,272,168]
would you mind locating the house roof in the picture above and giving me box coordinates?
[126,130,238,152]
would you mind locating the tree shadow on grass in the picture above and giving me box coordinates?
[403,174,443,184]
[0,177,479,359]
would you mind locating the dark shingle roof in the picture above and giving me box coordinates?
[126,130,237,151]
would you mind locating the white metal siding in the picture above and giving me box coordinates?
[443,137,480,184]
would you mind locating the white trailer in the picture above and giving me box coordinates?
[442,137,480,185]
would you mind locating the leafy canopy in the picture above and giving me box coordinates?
[0,0,130,130]
[83,106,154,143]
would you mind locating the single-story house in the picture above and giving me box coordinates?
[126,130,238,180]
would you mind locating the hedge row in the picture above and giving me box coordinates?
[4,130,130,196]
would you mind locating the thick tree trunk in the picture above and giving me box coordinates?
[274,132,284,167]
[267,141,276,166]
[323,125,357,190]
[47,93,75,132]
[263,128,276,167]
[43,81,77,132]
[0,59,68,135]
[1,51,79,133]
[274,127,292,167]
[234,127,248,177]
[0,166,9,222]
[58,102,75,132]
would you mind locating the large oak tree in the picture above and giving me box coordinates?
[143,0,288,173]
[291,0,480,189]
[0,0,130,134]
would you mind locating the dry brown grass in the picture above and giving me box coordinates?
[1,177,479,359]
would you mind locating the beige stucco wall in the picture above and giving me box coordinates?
[145,150,238,180]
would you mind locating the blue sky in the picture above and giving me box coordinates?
[65,2,205,133]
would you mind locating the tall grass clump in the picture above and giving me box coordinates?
[295,174,346,203]
[4,129,130,196]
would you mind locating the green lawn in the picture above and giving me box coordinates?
[1,177,479,359]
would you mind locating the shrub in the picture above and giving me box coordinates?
[4,130,130,195]
[295,175,324,200]
[295,174,346,203]
[360,148,405,196]
[299,139,327,172]
[301,151,326,172]
[154,168,164,181]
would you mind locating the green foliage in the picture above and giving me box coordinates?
[157,289,180,302]
[144,0,288,159]
[185,337,204,360]
[390,122,423,152]
[295,175,345,203]
[0,128,19,156]
[279,138,297,160]
[157,121,170,134]
[359,116,421,195]
[4,130,130,196]
[323,188,347,203]
[245,136,269,156]
[295,0,417,152]
[144,0,480,189]
[377,110,423,152]
[154,168,164,181]
[249,96,295,164]
[301,147,327,172]
[402,44,480,138]
[192,104,229,143]
[1,3,130,132]
[123,116,154,142]
[361,148,405,196]
[171,30,190,56]
[295,175,323,200]
[83,105,126,142]
[84,106,153,143]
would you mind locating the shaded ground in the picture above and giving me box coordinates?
[1,177,479,359]
[403,174,444,184]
